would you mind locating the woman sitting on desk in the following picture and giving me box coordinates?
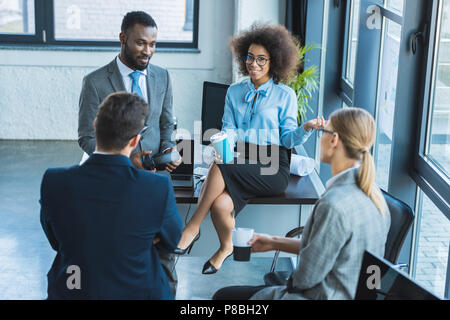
[174,24,324,274]
[213,107,391,300]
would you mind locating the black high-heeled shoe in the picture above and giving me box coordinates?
[173,231,200,255]
[202,252,233,275]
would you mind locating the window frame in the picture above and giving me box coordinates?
[413,0,450,219]
[0,0,200,50]
[306,0,449,299]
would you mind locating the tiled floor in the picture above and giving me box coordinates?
[1,140,447,300]
[0,140,290,300]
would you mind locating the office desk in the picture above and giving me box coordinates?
[173,145,324,205]
[174,173,322,205]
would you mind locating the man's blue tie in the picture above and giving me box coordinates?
[129,71,144,98]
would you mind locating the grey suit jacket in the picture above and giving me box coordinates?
[78,58,175,155]
[251,168,391,300]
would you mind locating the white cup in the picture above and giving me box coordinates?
[232,228,254,261]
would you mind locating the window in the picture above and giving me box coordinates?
[374,19,402,190]
[425,0,450,177]
[344,0,361,85]
[385,0,404,14]
[308,0,450,298]
[0,0,35,34]
[0,0,199,49]
[414,0,450,215]
[413,190,450,299]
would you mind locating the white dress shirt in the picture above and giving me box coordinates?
[116,56,149,103]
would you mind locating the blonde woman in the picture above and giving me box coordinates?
[213,107,391,300]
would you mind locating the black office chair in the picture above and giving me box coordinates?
[263,190,415,286]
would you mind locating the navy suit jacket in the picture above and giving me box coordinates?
[40,154,183,300]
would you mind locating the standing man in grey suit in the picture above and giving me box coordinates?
[78,11,181,296]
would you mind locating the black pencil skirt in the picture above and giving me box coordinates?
[216,144,290,216]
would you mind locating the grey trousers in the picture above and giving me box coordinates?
[157,246,178,298]
[154,169,178,298]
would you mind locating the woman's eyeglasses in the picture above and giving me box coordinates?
[245,55,269,67]
[317,128,335,137]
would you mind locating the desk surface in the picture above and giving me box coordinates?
[173,143,324,205]
[174,173,322,205]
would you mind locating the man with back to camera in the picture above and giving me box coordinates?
[78,11,181,294]
[41,92,183,299]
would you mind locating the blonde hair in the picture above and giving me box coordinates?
[329,108,387,215]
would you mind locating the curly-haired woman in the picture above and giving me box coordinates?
[174,24,325,274]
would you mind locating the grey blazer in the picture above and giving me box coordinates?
[251,168,391,300]
[78,58,175,155]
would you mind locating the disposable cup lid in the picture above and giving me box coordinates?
[210,132,228,143]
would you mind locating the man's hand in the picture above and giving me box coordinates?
[130,150,156,173]
[164,148,182,173]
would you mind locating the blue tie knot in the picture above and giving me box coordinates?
[129,71,142,82]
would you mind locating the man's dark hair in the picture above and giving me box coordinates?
[95,92,149,152]
[121,11,157,34]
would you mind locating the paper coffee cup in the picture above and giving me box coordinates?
[232,228,254,262]
[210,132,233,164]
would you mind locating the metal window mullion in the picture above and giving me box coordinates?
[445,244,450,299]
[34,0,47,43]
[422,0,444,159]
[341,0,353,80]
[413,156,450,219]
[340,78,354,105]
[417,0,440,156]
[379,5,404,25]
[314,0,330,170]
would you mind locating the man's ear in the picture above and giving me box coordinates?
[119,32,126,45]
[93,118,97,130]
[129,134,140,150]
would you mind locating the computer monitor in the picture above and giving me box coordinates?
[355,250,440,300]
[201,81,230,145]
[171,139,194,175]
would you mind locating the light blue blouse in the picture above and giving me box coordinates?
[222,78,313,149]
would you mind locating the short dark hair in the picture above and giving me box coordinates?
[229,24,300,84]
[121,11,157,34]
[95,92,149,152]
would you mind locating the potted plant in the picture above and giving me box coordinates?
[287,44,319,126]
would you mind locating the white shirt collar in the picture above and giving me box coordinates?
[116,55,147,77]
[326,165,360,190]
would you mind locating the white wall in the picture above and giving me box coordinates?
[0,0,288,140]
[0,0,300,257]
[0,0,235,139]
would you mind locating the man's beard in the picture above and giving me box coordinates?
[123,43,150,71]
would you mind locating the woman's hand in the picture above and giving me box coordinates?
[248,233,276,253]
[213,149,223,164]
[304,116,328,132]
